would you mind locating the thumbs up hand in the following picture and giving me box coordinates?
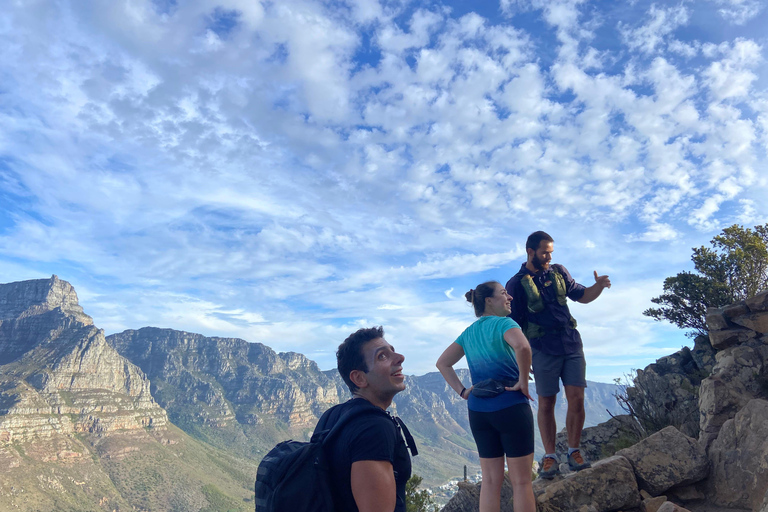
[593,270,611,289]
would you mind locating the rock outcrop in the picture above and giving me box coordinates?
[707,399,768,511]
[0,276,167,442]
[534,455,641,512]
[699,290,768,448]
[625,335,715,438]
[616,426,709,496]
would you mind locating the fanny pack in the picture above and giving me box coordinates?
[471,378,518,398]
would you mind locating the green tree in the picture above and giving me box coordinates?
[644,224,768,337]
[405,474,439,512]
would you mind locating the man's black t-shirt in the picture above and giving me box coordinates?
[316,398,412,512]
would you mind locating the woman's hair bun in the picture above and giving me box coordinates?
[465,289,475,303]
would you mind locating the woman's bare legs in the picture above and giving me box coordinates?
[478,456,505,512]
[506,452,536,512]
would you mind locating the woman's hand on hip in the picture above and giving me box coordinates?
[508,381,535,402]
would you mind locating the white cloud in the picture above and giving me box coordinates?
[625,223,678,242]
[378,304,405,310]
[703,39,762,101]
[1,0,767,382]
[709,0,765,24]
[619,4,689,54]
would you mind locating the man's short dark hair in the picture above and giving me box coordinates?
[526,231,554,252]
[337,326,384,393]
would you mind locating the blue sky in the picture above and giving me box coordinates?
[1,0,767,383]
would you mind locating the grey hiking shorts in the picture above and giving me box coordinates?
[532,347,587,397]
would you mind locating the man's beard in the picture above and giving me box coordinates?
[532,254,549,271]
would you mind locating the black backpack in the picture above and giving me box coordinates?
[254,403,417,512]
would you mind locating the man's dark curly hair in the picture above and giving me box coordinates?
[526,231,554,251]
[337,326,384,393]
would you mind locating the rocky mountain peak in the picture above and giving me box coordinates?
[0,275,91,325]
[0,277,167,444]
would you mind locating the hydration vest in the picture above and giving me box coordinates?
[520,268,577,340]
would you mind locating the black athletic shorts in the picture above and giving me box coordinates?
[468,402,534,459]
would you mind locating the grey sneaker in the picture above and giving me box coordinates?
[567,450,591,471]
[538,456,561,479]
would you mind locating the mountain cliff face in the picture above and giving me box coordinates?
[106,327,341,430]
[0,277,259,512]
[0,276,167,441]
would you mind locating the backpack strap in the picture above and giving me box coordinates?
[393,416,418,457]
[313,400,384,445]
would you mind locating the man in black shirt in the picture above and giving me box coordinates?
[317,326,414,512]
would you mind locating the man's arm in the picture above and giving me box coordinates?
[577,270,611,304]
[351,460,396,512]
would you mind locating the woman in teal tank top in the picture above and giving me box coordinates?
[436,281,535,512]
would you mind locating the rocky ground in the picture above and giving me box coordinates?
[685,503,750,512]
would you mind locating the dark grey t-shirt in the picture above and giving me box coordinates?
[316,398,411,512]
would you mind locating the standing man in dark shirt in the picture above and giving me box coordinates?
[505,231,611,479]
[317,326,415,512]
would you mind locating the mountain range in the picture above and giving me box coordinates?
[0,276,620,510]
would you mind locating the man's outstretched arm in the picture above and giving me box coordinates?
[351,460,397,512]
[577,270,611,304]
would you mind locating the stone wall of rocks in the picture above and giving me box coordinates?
[626,334,716,439]
[699,290,768,448]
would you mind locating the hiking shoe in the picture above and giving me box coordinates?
[567,450,591,471]
[538,456,560,480]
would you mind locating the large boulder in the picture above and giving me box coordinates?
[706,399,768,511]
[534,455,640,512]
[731,312,768,333]
[746,290,768,312]
[617,426,708,496]
[708,327,756,350]
[698,341,768,448]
